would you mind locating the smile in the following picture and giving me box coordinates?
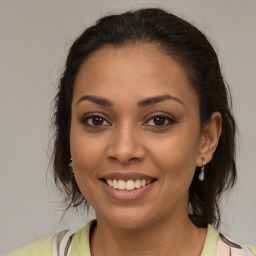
[99,173,158,200]
[104,179,153,191]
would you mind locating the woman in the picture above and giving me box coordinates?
[8,8,256,256]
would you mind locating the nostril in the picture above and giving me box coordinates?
[107,155,119,163]
[107,154,140,163]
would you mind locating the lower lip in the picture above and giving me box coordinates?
[101,181,155,201]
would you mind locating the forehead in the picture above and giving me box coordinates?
[73,43,198,108]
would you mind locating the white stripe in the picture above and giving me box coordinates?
[59,230,74,256]
[217,236,254,256]
[52,232,62,256]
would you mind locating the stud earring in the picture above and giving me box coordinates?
[198,160,206,181]
[69,158,74,178]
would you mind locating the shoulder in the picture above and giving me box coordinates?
[7,234,54,256]
[202,225,256,256]
[248,246,256,256]
[218,232,256,256]
[69,220,95,255]
[6,221,94,256]
[211,225,256,256]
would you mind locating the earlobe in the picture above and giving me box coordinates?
[197,112,222,166]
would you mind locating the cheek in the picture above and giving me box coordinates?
[69,124,105,197]
[150,127,200,179]
[71,137,103,175]
[150,132,200,208]
[70,135,104,206]
[70,121,102,165]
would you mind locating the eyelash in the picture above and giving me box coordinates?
[144,112,177,127]
[80,112,177,128]
[81,113,111,127]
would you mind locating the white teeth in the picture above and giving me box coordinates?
[105,179,152,190]
[125,180,135,190]
[113,179,118,189]
[134,179,141,188]
[107,179,113,187]
[118,180,126,190]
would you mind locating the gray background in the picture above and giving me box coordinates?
[0,0,255,254]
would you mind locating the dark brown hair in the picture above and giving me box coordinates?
[52,8,237,228]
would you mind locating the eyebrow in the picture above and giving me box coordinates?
[76,94,184,107]
[76,95,113,107]
[137,94,184,107]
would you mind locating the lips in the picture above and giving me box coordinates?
[99,172,157,200]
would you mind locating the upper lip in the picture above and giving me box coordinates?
[100,172,157,181]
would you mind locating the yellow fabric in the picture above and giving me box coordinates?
[201,224,219,256]
[69,220,92,256]
[248,245,256,255]
[7,234,54,256]
[7,220,256,256]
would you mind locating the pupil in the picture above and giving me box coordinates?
[154,117,165,126]
[93,117,103,125]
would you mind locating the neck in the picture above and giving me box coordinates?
[90,214,207,256]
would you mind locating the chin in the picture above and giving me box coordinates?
[96,206,159,230]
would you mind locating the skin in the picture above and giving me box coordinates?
[70,43,222,256]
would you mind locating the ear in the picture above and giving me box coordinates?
[196,112,222,167]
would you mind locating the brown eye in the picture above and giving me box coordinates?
[153,117,166,126]
[92,117,104,126]
[81,115,111,127]
[144,114,176,127]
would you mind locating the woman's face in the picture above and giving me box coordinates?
[70,44,205,229]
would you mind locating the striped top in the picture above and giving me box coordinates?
[7,220,256,256]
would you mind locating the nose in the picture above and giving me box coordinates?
[106,124,146,164]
